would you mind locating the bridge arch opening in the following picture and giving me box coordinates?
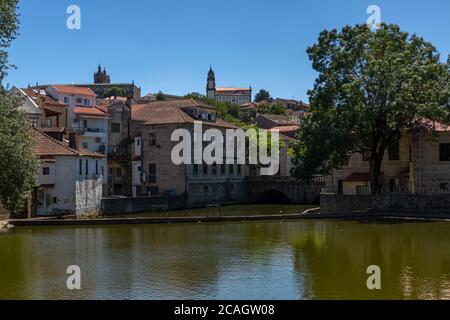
[256,189,290,204]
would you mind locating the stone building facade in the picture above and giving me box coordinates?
[326,124,450,195]
[130,99,248,207]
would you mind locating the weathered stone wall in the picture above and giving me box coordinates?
[101,195,185,215]
[321,192,450,214]
[76,177,103,215]
[325,134,412,194]
[186,179,248,207]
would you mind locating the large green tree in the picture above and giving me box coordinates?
[0,0,19,84]
[254,89,271,102]
[292,24,450,194]
[0,92,39,215]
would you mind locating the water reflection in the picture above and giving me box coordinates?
[0,207,449,300]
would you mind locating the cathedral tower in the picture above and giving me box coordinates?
[94,64,111,84]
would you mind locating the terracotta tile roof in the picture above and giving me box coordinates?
[51,85,96,97]
[260,114,297,125]
[131,99,237,129]
[216,87,251,92]
[74,106,109,118]
[32,129,78,157]
[23,88,66,107]
[32,129,105,158]
[268,125,300,133]
[344,172,371,182]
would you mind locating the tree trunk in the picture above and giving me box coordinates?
[369,155,383,194]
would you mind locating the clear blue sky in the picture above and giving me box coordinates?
[5,0,450,101]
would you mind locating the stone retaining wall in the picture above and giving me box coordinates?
[101,195,186,216]
[321,193,450,215]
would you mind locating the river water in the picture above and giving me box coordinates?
[0,205,449,300]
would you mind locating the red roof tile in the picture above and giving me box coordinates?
[216,87,251,92]
[74,106,109,118]
[32,129,105,158]
[51,85,96,97]
[131,99,237,129]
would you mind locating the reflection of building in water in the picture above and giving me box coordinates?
[288,220,450,299]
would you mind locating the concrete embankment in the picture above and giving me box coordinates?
[8,210,450,227]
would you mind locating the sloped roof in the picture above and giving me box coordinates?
[131,99,237,129]
[32,129,105,158]
[32,129,78,156]
[22,88,66,107]
[50,85,96,97]
[73,106,109,118]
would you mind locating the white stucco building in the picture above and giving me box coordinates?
[32,129,106,216]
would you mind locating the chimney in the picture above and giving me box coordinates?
[69,132,78,150]
[126,97,133,107]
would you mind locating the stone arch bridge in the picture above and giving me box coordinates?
[247,176,324,205]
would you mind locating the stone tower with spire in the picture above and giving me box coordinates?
[206,66,216,100]
[94,64,111,84]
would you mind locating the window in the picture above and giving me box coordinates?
[136,138,141,146]
[85,159,89,175]
[439,144,450,161]
[83,120,88,128]
[30,118,38,127]
[149,132,156,146]
[440,183,449,192]
[148,164,156,183]
[116,168,122,177]
[84,99,90,106]
[64,97,69,104]
[82,142,88,149]
[95,160,99,175]
[203,185,209,194]
[46,118,52,127]
[388,140,400,161]
[43,167,50,175]
[389,179,396,192]
[111,123,121,133]
[79,159,83,176]
[193,164,199,176]
[76,98,82,104]
[138,166,141,172]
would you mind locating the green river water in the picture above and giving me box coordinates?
[0,205,449,300]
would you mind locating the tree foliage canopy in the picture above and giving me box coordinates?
[291,24,450,193]
[0,0,19,84]
[0,92,39,214]
[254,89,271,102]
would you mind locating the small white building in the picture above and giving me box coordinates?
[32,129,106,216]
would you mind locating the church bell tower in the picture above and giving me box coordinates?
[206,66,216,100]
